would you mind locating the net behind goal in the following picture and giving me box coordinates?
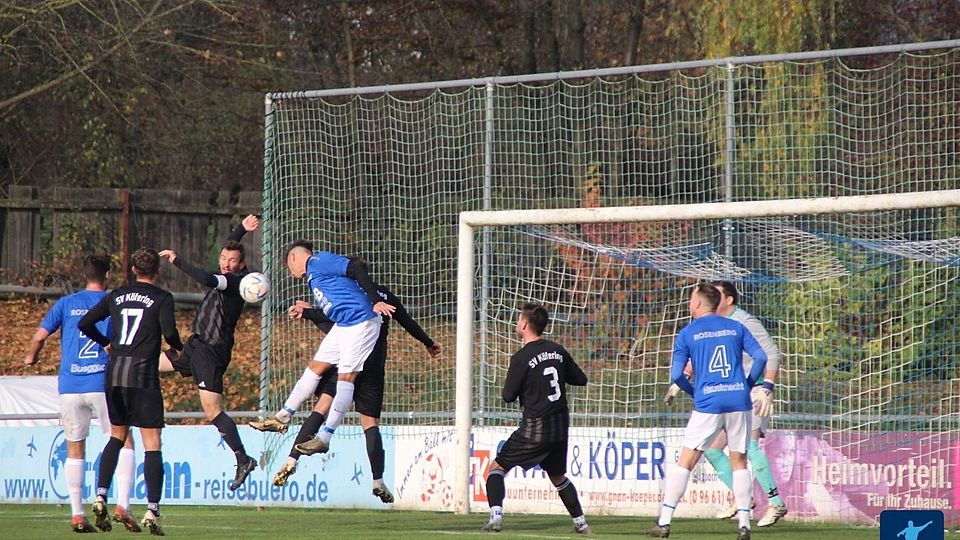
[454,191,960,521]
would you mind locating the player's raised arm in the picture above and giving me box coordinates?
[345,259,396,317]
[159,249,223,289]
[380,287,438,353]
[226,214,260,242]
[77,295,112,348]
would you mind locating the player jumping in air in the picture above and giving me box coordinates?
[24,255,139,533]
[250,242,394,454]
[79,248,183,536]
[266,256,440,504]
[481,303,591,535]
[157,214,260,491]
[649,283,766,540]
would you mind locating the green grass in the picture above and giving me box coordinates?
[0,504,899,539]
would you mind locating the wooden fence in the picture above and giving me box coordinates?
[0,186,263,293]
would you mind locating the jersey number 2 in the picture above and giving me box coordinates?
[543,366,562,402]
[119,308,144,346]
[709,345,732,378]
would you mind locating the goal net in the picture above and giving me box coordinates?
[259,43,960,521]
[454,193,960,521]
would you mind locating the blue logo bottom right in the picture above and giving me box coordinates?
[880,510,944,540]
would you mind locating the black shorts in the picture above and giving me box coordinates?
[354,342,386,418]
[170,335,232,394]
[494,415,569,476]
[106,386,164,429]
[313,367,338,399]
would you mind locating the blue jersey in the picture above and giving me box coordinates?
[40,290,112,394]
[671,314,767,413]
[306,252,377,326]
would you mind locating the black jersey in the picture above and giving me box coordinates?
[79,281,182,389]
[502,338,587,420]
[173,223,248,347]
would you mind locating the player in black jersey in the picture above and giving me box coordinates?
[481,303,590,535]
[78,248,183,536]
[264,257,440,504]
[157,214,259,491]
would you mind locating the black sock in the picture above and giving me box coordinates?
[290,411,326,458]
[97,436,125,495]
[144,450,164,506]
[486,469,506,508]
[212,411,246,463]
[554,477,584,518]
[364,426,385,481]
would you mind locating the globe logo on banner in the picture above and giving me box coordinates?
[880,510,944,540]
[47,430,69,500]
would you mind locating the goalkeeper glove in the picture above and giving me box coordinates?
[664,383,681,405]
[753,381,774,417]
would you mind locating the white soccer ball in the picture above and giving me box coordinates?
[239,272,270,304]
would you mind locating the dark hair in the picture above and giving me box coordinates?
[348,255,369,273]
[83,255,111,283]
[221,240,245,262]
[711,280,740,305]
[520,303,549,335]
[694,282,721,312]
[284,240,314,261]
[131,248,160,278]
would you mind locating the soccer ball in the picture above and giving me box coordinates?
[239,272,270,303]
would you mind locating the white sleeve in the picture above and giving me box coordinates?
[741,315,781,374]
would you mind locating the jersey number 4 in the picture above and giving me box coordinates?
[709,345,732,378]
[543,366,562,402]
[118,308,144,346]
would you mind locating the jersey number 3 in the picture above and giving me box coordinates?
[543,366,562,402]
[119,308,144,346]
[709,345,732,378]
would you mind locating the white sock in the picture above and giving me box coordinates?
[733,468,752,529]
[659,464,691,526]
[489,505,503,521]
[285,456,297,468]
[573,515,586,527]
[280,368,322,419]
[66,458,84,516]
[318,381,355,444]
[116,448,135,510]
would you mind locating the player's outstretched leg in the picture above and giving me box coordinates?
[482,469,506,532]
[275,411,326,486]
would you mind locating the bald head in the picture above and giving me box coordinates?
[285,241,313,278]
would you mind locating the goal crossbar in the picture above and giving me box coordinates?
[453,188,960,514]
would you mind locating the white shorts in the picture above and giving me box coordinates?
[750,386,770,435]
[312,316,382,374]
[60,392,111,442]
[683,410,752,453]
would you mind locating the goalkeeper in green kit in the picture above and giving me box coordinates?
[665,280,787,527]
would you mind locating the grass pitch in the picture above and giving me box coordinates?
[0,504,897,539]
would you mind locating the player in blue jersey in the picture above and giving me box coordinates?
[664,280,789,527]
[707,281,787,526]
[23,255,140,534]
[649,283,767,540]
[250,241,395,455]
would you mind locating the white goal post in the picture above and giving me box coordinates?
[453,188,960,515]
